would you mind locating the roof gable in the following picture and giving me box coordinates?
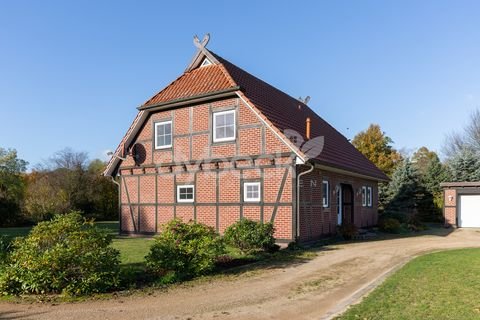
[105,39,388,181]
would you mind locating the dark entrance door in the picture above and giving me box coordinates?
[341,184,354,225]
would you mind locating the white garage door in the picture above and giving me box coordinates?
[459,195,480,227]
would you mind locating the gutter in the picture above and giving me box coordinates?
[296,161,314,240]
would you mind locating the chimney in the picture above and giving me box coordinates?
[306,117,311,140]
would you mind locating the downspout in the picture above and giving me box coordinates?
[110,175,120,188]
[296,161,314,240]
[110,175,121,235]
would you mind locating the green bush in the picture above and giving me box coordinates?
[224,219,276,254]
[145,219,224,282]
[379,217,402,233]
[0,212,120,295]
[338,223,358,240]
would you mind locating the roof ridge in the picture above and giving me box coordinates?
[210,51,310,108]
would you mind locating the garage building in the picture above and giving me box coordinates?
[442,182,480,227]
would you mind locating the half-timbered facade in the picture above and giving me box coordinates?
[104,35,388,242]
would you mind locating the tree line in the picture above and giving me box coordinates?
[352,109,480,222]
[0,148,117,227]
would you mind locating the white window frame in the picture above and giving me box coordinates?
[362,186,367,207]
[177,185,194,203]
[200,58,212,67]
[244,182,261,202]
[154,120,172,149]
[213,109,236,143]
[367,186,373,207]
[322,180,329,208]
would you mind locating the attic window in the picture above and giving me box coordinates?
[200,58,212,67]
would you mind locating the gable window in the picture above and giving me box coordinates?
[367,187,373,207]
[177,185,194,203]
[155,121,172,149]
[244,182,261,202]
[322,180,329,208]
[362,186,367,207]
[200,58,212,67]
[213,110,235,142]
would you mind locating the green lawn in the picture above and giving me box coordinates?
[338,248,480,320]
[0,222,152,266]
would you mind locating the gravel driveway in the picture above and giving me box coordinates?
[1,228,479,320]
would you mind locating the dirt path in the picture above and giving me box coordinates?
[2,228,480,320]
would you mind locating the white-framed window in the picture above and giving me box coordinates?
[367,187,373,207]
[322,180,329,208]
[244,182,261,202]
[213,109,236,142]
[200,58,212,67]
[362,186,367,207]
[177,185,194,203]
[154,120,172,149]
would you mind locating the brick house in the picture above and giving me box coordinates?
[104,36,388,242]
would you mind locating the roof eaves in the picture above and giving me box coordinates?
[312,159,390,182]
[139,86,241,110]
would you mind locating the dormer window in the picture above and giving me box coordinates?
[200,58,212,67]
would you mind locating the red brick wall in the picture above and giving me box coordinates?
[117,96,381,242]
[443,188,456,226]
[118,97,296,240]
[298,166,379,242]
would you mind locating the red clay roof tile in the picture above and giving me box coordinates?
[143,64,235,107]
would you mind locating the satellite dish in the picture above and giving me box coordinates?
[131,143,146,166]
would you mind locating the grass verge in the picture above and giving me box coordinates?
[337,248,480,320]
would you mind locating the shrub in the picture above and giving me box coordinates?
[145,219,224,282]
[379,217,402,233]
[338,223,358,240]
[0,212,120,295]
[224,219,276,254]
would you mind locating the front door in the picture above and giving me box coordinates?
[341,184,354,225]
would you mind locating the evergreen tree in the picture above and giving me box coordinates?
[447,148,480,182]
[384,159,418,215]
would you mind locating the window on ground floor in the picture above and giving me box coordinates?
[322,180,329,207]
[367,186,373,207]
[362,186,367,207]
[177,185,194,203]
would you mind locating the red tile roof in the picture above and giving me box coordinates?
[133,50,388,181]
[211,52,388,181]
[143,64,236,107]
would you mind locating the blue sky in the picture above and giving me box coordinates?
[1,0,479,167]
